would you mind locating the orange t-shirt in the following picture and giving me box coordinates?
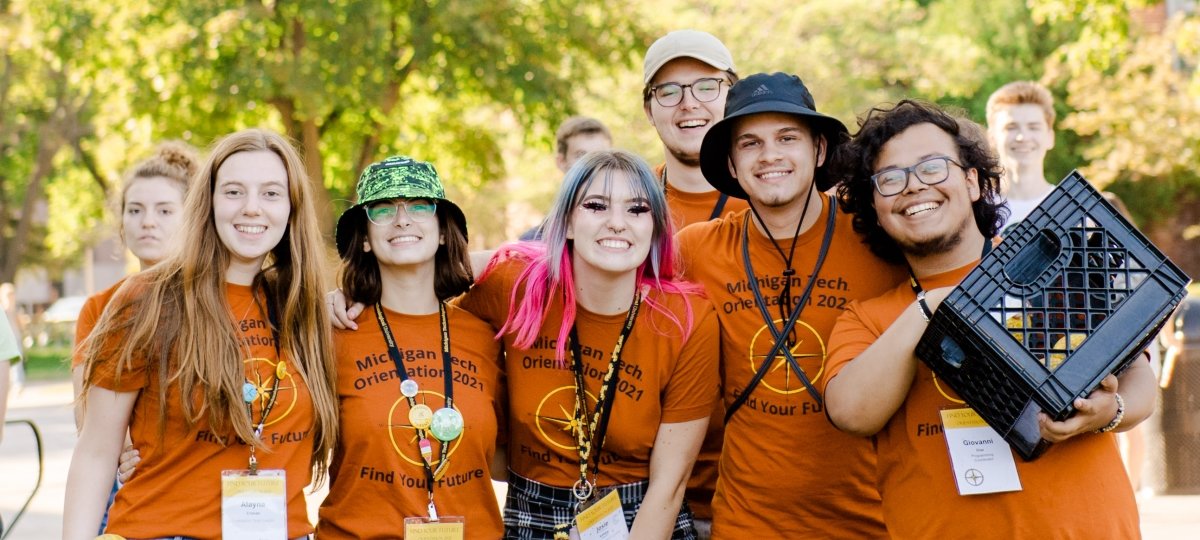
[655,162,747,520]
[458,254,719,487]
[73,277,127,368]
[317,304,505,539]
[675,200,903,538]
[656,163,751,233]
[89,282,317,540]
[825,263,1140,539]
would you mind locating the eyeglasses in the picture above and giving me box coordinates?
[647,77,727,107]
[871,156,965,197]
[365,199,437,225]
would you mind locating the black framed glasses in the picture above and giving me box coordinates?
[871,156,965,197]
[647,77,728,107]
[365,199,437,225]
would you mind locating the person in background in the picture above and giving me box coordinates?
[520,116,613,241]
[317,157,506,538]
[0,311,19,444]
[65,128,338,540]
[825,100,1154,538]
[73,141,200,429]
[985,80,1057,232]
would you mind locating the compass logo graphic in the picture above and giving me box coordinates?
[534,385,596,450]
[243,357,298,427]
[747,319,826,394]
[386,390,463,467]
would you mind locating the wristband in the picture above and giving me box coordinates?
[915,291,933,322]
[1095,393,1125,434]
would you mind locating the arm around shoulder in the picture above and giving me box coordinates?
[63,386,137,540]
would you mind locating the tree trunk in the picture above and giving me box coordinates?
[0,127,59,283]
[300,118,333,241]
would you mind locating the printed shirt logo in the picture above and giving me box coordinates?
[244,357,298,427]
[747,319,826,394]
[387,391,463,467]
[535,385,596,451]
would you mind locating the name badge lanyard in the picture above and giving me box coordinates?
[660,167,729,221]
[241,294,283,475]
[375,302,463,521]
[552,291,641,540]
[907,240,993,319]
[725,195,837,422]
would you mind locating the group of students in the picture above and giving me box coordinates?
[62,28,1150,540]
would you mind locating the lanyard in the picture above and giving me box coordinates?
[375,302,461,519]
[725,195,837,422]
[907,241,993,312]
[242,294,282,474]
[660,167,729,221]
[568,291,641,503]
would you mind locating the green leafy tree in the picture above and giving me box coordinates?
[127,0,648,244]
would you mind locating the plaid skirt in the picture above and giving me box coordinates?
[503,472,696,539]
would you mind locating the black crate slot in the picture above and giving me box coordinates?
[915,171,1191,460]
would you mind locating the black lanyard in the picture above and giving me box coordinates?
[725,195,837,422]
[244,293,282,474]
[907,240,994,301]
[568,291,641,501]
[661,166,729,221]
[375,302,456,501]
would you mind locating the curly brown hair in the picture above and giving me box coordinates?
[834,100,1008,264]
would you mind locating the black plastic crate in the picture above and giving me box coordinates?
[915,171,1191,460]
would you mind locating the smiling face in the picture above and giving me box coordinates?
[644,57,729,167]
[212,150,292,284]
[872,122,981,258]
[363,197,441,271]
[567,168,655,279]
[122,176,186,266]
[988,103,1054,174]
[728,112,825,209]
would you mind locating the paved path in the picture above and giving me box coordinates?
[2,381,1196,538]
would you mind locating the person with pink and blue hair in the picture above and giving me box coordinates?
[459,150,719,539]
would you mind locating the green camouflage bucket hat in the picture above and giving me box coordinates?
[335,156,468,257]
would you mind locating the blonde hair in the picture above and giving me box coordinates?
[986,81,1056,128]
[83,128,338,479]
[117,141,200,240]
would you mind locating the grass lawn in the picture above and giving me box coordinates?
[20,345,72,381]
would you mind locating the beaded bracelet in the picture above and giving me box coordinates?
[1095,393,1125,434]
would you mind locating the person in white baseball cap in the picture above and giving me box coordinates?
[643,30,750,234]
[642,28,745,540]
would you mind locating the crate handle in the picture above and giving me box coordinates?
[1004,229,1062,286]
[940,335,966,368]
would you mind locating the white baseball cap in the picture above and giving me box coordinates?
[643,30,736,85]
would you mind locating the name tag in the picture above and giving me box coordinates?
[571,489,628,540]
[404,516,465,540]
[939,408,1022,495]
[221,469,288,539]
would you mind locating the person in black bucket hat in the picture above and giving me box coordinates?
[699,72,849,197]
[671,73,903,537]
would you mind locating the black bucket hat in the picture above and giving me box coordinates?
[334,156,467,257]
[700,72,849,198]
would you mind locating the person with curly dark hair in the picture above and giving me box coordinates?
[833,100,1008,265]
[823,100,1155,538]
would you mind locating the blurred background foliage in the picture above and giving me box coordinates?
[1,0,1197,282]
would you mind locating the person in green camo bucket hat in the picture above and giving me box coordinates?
[335,155,469,259]
[319,156,506,537]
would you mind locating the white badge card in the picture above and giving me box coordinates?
[221,469,288,540]
[404,516,465,540]
[939,408,1023,495]
[570,489,629,540]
